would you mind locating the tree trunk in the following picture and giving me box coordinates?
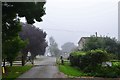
[31,57,34,65]
[10,61,13,66]
[22,55,25,66]
[3,59,6,67]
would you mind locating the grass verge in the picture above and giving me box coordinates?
[58,61,120,78]
[2,65,33,80]
[58,61,87,78]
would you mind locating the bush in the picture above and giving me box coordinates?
[83,49,108,67]
[69,51,86,67]
[70,49,110,71]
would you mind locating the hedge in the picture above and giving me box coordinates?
[70,49,110,70]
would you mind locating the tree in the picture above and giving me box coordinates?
[4,36,26,66]
[116,41,120,59]
[82,36,119,59]
[19,23,48,65]
[20,23,48,56]
[2,2,45,24]
[2,19,26,66]
[2,2,46,66]
[61,42,77,53]
[82,36,103,51]
[49,37,61,57]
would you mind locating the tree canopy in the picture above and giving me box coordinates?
[19,23,48,58]
[82,36,120,59]
[2,2,46,24]
[2,2,46,66]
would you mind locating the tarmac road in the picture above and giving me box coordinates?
[17,56,65,78]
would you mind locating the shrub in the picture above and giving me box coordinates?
[86,49,108,66]
[70,49,110,72]
[69,51,86,67]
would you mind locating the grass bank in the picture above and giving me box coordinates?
[58,60,120,78]
[2,65,33,80]
[58,60,87,78]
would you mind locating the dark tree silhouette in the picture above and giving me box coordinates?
[19,23,48,64]
[2,2,45,24]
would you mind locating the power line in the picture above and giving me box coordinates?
[41,27,95,34]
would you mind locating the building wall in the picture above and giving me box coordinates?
[78,38,86,50]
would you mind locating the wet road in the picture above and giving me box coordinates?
[17,56,65,78]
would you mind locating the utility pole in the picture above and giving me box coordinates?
[95,32,97,37]
[118,2,120,41]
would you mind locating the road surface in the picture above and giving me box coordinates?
[17,56,65,78]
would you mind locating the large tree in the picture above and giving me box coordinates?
[2,18,26,66]
[19,23,48,59]
[2,2,46,66]
[2,2,45,24]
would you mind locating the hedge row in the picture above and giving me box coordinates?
[69,49,109,70]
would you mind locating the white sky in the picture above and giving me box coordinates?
[21,0,120,48]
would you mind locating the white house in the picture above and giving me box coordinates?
[78,37,89,50]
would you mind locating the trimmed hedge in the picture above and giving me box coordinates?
[70,49,109,70]
[70,51,86,67]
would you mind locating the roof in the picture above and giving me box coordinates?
[78,37,90,44]
[78,36,102,44]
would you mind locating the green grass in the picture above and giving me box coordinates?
[112,61,120,66]
[58,61,87,77]
[2,65,33,80]
[58,60,120,78]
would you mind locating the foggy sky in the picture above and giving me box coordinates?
[21,0,119,48]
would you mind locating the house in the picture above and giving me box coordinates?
[78,37,89,50]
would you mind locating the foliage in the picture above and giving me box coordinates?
[2,2,46,24]
[61,42,77,53]
[5,36,27,65]
[2,65,33,79]
[2,2,46,66]
[69,51,86,67]
[70,49,111,70]
[58,61,86,77]
[83,50,108,67]
[49,37,61,57]
[58,60,120,78]
[82,36,120,59]
[2,19,26,66]
[117,41,120,59]
[19,23,48,58]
